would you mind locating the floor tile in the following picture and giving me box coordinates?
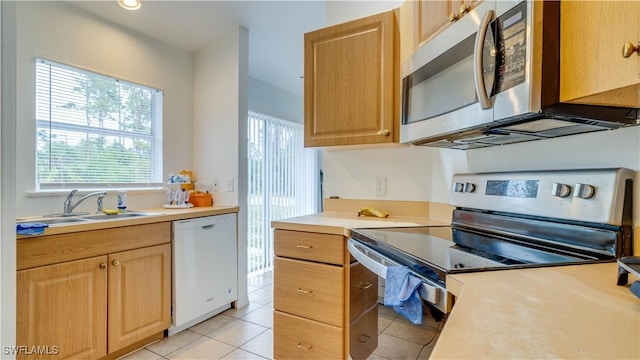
[367,353,391,360]
[248,289,273,305]
[240,305,273,328]
[145,329,203,356]
[165,337,235,360]
[220,349,267,360]
[208,320,268,347]
[190,314,238,336]
[417,345,435,359]
[223,302,264,319]
[247,285,259,293]
[240,329,273,360]
[247,275,272,289]
[372,333,424,360]
[383,316,439,346]
[118,348,163,360]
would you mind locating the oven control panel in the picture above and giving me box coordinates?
[449,168,634,225]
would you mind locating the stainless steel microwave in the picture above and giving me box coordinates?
[400,1,638,149]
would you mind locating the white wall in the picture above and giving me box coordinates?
[14,2,194,217]
[1,1,17,355]
[325,0,402,25]
[192,26,250,307]
[248,77,303,124]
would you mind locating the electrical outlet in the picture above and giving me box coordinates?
[212,178,219,192]
[226,177,234,192]
[375,177,387,196]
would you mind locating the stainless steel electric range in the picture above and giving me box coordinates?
[348,168,634,315]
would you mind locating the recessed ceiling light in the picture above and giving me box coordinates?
[118,0,141,11]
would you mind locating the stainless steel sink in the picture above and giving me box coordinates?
[17,211,162,226]
[17,217,89,225]
[81,211,162,220]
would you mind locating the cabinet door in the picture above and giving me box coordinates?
[417,0,452,46]
[17,256,108,360]
[108,244,171,352]
[560,1,640,107]
[304,10,397,147]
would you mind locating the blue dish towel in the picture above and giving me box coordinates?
[384,266,423,324]
[16,222,49,235]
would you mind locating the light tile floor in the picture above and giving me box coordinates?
[120,271,445,360]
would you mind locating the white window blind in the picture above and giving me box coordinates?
[247,111,319,274]
[35,58,163,190]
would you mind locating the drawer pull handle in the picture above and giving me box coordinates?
[359,282,373,290]
[296,342,313,350]
[296,244,313,249]
[358,335,371,343]
[296,288,313,294]
[201,224,216,230]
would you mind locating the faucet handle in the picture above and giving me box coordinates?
[96,194,105,214]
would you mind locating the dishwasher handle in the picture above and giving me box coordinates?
[347,238,441,305]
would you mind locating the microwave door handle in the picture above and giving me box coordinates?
[474,9,494,109]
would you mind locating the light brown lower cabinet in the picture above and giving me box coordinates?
[17,223,171,360]
[273,229,378,360]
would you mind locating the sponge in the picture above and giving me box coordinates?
[102,209,121,215]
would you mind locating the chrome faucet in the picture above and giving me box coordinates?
[63,190,108,216]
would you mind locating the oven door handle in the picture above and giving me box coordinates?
[347,238,441,305]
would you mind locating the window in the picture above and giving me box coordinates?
[35,58,163,190]
[247,111,319,275]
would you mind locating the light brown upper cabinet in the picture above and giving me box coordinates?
[560,1,640,108]
[416,0,482,46]
[304,10,399,147]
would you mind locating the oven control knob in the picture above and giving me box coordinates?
[574,183,596,199]
[551,183,572,198]
[453,182,464,192]
[463,182,476,193]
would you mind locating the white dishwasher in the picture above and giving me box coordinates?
[169,213,237,335]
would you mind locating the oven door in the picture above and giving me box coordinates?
[347,238,450,313]
[400,0,496,145]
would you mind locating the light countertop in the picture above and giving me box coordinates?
[271,211,450,236]
[433,263,640,359]
[17,206,239,237]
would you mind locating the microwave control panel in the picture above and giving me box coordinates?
[494,1,527,94]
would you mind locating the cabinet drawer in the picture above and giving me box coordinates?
[274,311,343,360]
[274,257,344,327]
[274,229,344,265]
[349,304,378,360]
[349,262,378,322]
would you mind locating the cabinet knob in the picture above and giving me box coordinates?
[459,4,470,15]
[448,12,459,22]
[296,342,313,350]
[622,42,639,58]
[382,129,390,136]
[99,263,107,269]
[112,260,120,266]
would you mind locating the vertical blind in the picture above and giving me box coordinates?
[247,111,318,274]
[35,58,163,189]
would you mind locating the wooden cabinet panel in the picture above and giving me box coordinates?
[17,222,171,270]
[274,311,343,360]
[349,304,378,360]
[560,1,640,107]
[304,10,398,147]
[349,263,379,322]
[274,229,344,265]
[417,0,451,46]
[274,257,344,327]
[17,256,108,360]
[108,244,171,351]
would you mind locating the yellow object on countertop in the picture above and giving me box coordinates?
[357,207,389,218]
[102,209,121,215]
